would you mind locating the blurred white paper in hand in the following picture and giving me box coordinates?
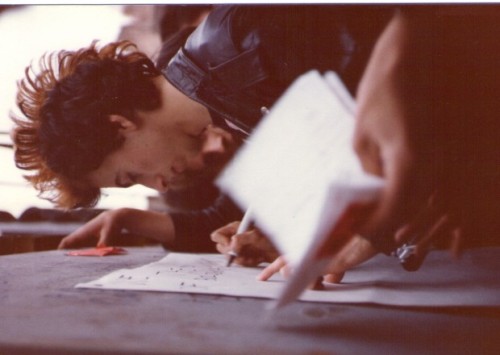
[217,70,384,309]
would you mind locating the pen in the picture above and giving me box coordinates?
[226,206,253,267]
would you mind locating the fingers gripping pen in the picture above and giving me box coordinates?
[226,207,253,267]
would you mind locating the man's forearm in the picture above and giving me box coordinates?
[119,208,176,245]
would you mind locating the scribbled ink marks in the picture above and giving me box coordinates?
[109,256,229,290]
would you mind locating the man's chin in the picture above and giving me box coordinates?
[170,171,218,191]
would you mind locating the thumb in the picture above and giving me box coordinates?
[97,222,116,248]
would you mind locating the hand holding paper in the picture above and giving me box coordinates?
[217,70,384,309]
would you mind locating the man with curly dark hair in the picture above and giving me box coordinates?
[13,41,164,207]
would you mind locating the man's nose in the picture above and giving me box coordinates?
[201,132,226,164]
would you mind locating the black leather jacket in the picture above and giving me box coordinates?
[161,5,393,252]
[164,5,393,137]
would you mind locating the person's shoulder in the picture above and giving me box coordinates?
[156,26,196,70]
[183,5,241,65]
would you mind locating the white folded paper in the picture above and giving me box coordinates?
[217,70,384,309]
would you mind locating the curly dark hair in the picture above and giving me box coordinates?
[11,40,162,208]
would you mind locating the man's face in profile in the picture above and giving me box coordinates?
[85,117,237,193]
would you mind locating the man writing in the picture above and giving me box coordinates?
[11,5,497,282]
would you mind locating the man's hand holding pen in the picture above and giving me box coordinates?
[210,221,279,267]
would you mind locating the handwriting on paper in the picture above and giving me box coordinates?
[75,249,500,307]
[77,253,275,294]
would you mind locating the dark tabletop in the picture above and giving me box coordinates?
[0,246,499,355]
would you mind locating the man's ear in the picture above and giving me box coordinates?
[109,114,138,135]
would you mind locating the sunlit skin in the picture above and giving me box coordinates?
[86,76,238,193]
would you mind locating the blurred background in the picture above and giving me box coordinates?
[0,4,211,219]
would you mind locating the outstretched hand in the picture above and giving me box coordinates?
[58,208,174,249]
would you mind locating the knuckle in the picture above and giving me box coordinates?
[209,233,219,242]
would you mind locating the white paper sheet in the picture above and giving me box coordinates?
[76,247,500,307]
[217,70,382,263]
